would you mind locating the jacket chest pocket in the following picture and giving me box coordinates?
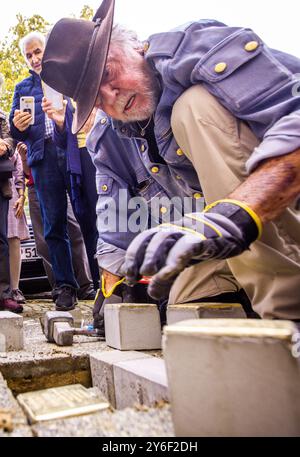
[97,175,114,196]
[137,179,166,204]
[194,29,293,112]
[158,134,190,165]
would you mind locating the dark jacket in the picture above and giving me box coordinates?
[0,109,15,158]
[9,70,46,167]
[0,109,15,198]
[53,99,83,215]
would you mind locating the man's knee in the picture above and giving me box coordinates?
[171,84,237,137]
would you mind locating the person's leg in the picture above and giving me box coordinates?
[29,180,94,297]
[28,185,54,288]
[66,196,95,299]
[0,193,10,298]
[31,141,78,309]
[171,84,300,320]
[76,148,100,290]
[0,193,22,313]
[8,236,26,304]
[8,237,21,289]
[168,260,240,305]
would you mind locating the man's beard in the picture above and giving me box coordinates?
[114,64,161,123]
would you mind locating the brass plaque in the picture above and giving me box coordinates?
[17,384,110,423]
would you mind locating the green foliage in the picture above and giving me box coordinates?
[0,14,49,113]
[80,5,94,20]
[0,5,94,114]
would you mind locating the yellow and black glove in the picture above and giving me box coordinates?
[93,275,155,336]
[123,199,263,300]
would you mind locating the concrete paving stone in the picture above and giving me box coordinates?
[0,372,33,437]
[114,357,169,410]
[69,308,84,328]
[164,319,300,437]
[105,304,162,351]
[0,311,24,351]
[32,404,174,437]
[90,351,153,407]
[0,333,5,353]
[167,303,246,325]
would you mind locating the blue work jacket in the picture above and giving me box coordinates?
[114,20,300,173]
[87,112,204,275]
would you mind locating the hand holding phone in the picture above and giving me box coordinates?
[20,96,35,125]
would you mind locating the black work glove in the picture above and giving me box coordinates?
[123,200,262,300]
[93,276,156,337]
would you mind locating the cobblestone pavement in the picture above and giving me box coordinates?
[22,299,95,322]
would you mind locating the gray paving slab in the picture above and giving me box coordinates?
[114,358,169,410]
[90,351,153,407]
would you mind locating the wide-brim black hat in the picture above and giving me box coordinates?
[41,0,115,133]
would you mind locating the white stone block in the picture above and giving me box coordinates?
[164,319,300,437]
[0,311,24,351]
[90,351,152,408]
[114,357,169,410]
[0,332,6,352]
[69,308,83,328]
[167,303,246,325]
[104,304,162,351]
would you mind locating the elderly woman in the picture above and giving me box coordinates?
[7,142,29,304]
[0,74,23,313]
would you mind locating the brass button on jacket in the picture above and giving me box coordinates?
[245,41,259,52]
[193,193,203,200]
[214,62,227,73]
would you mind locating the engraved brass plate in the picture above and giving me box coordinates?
[17,384,110,423]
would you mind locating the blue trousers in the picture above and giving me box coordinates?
[31,140,78,289]
[71,148,99,290]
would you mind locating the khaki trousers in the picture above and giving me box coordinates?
[169,85,300,320]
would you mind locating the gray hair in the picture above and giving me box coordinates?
[110,24,142,54]
[19,31,45,57]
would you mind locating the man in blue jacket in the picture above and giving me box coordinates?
[10,32,83,311]
[41,0,300,320]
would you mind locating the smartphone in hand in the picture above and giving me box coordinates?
[43,83,63,110]
[20,96,35,125]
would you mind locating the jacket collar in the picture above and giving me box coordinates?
[29,69,42,82]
